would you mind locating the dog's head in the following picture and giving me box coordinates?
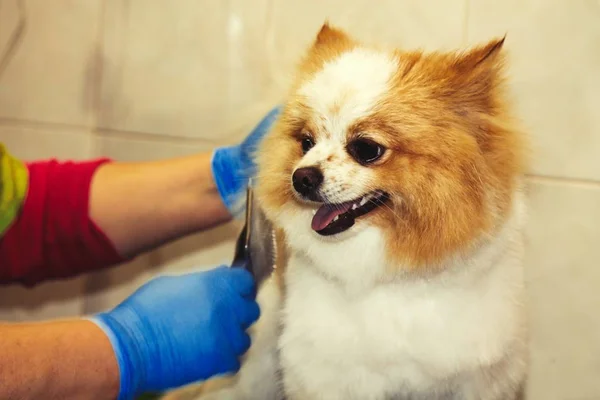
[256,24,525,275]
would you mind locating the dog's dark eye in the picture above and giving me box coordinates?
[347,139,385,164]
[301,137,315,154]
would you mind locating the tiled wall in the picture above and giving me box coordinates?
[1,1,598,399]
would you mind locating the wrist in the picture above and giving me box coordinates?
[88,315,143,400]
[90,153,231,257]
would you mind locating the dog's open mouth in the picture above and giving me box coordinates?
[311,190,389,236]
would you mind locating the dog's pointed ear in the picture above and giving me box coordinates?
[314,22,351,47]
[296,22,355,78]
[448,36,507,113]
[455,36,506,72]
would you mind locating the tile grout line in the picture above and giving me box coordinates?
[89,0,108,160]
[526,174,600,189]
[462,0,471,45]
[81,0,108,316]
[87,128,221,147]
[2,130,600,190]
[264,0,275,79]
[0,0,27,79]
[0,117,222,145]
[0,117,90,133]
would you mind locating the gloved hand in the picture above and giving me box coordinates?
[212,106,281,217]
[89,267,260,400]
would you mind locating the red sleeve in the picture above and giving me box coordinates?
[0,159,126,287]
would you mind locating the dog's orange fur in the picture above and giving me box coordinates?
[257,23,527,271]
[163,23,528,400]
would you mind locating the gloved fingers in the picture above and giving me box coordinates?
[221,315,252,358]
[222,357,242,375]
[226,268,257,298]
[212,324,244,376]
[233,297,261,330]
[232,331,252,355]
[209,349,241,378]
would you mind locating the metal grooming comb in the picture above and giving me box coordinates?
[231,179,276,288]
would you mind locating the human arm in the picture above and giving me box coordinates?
[91,106,280,258]
[89,152,230,258]
[0,267,259,400]
[0,107,280,285]
[0,319,120,400]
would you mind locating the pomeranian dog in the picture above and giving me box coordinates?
[164,22,529,400]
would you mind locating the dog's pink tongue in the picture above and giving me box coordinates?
[311,203,353,231]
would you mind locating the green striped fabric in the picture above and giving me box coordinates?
[0,144,28,237]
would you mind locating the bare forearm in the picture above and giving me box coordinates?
[0,320,119,400]
[90,152,231,258]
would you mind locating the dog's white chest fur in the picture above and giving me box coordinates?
[278,205,526,400]
[184,198,527,400]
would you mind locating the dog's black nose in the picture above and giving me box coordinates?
[292,167,323,198]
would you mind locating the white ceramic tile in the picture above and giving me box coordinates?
[524,178,600,400]
[467,0,600,181]
[82,254,160,313]
[0,0,101,125]
[0,277,86,321]
[0,124,93,160]
[267,0,468,92]
[97,0,275,140]
[93,133,214,162]
[156,221,241,272]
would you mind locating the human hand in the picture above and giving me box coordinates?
[90,267,260,399]
[212,106,281,217]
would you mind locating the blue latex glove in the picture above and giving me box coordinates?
[89,267,260,400]
[212,106,281,217]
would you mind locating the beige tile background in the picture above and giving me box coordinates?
[1,1,598,399]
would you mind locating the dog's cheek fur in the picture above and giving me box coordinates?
[255,115,302,220]
[365,39,527,269]
[256,23,371,219]
[257,29,527,274]
[372,142,491,268]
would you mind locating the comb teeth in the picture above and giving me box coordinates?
[246,181,277,287]
[271,229,278,271]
